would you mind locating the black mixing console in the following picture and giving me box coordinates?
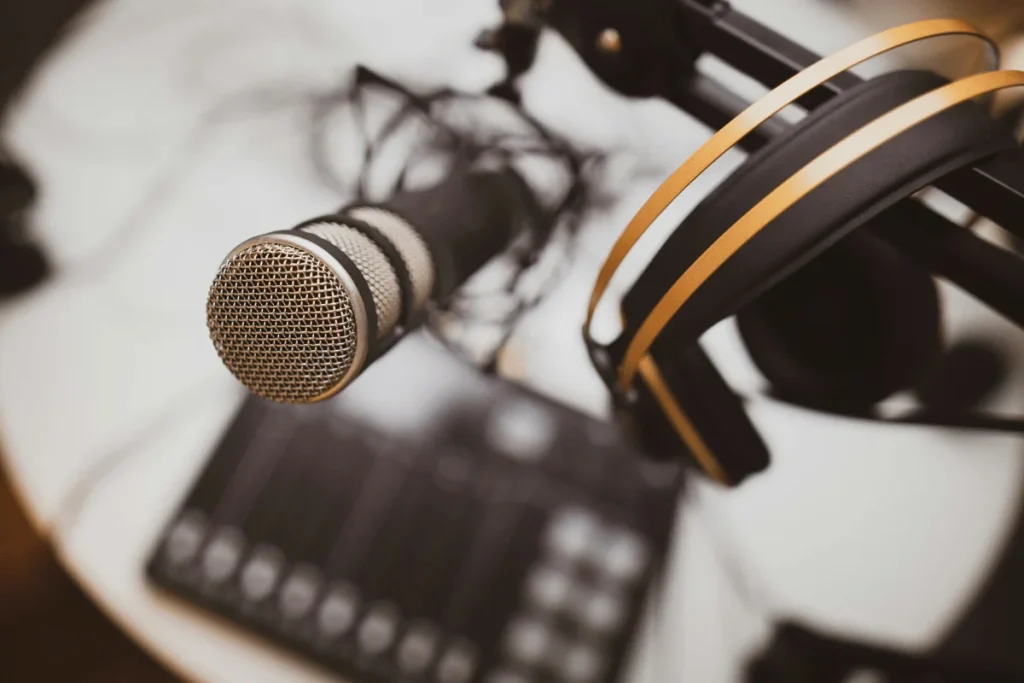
[148,340,684,683]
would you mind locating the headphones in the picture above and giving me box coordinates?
[584,20,1024,486]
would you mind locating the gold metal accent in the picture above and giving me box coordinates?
[618,69,1024,389]
[584,19,995,342]
[207,233,370,404]
[598,28,623,54]
[637,356,731,485]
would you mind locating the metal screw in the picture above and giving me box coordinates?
[597,28,622,54]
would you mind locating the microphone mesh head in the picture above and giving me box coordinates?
[207,240,360,403]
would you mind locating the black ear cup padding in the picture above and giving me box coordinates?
[736,229,942,409]
[620,69,1018,351]
[629,342,770,483]
[916,338,1010,415]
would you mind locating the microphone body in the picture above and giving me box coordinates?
[207,166,540,404]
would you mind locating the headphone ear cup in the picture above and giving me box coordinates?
[916,338,1009,415]
[736,229,943,411]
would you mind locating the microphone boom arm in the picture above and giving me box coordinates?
[676,0,1024,240]
[487,0,1024,239]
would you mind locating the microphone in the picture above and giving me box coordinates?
[207,166,540,404]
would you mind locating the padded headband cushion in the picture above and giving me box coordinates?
[736,229,942,408]
[620,69,1018,350]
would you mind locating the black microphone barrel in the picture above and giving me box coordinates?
[376,166,539,298]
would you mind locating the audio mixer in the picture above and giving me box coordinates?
[148,340,684,683]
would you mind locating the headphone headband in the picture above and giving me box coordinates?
[619,69,1024,389]
[584,19,994,348]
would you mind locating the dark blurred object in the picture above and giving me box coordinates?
[0,1,85,296]
[747,622,1022,683]
[476,22,540,104]
[0,150,35,213]
[0,233,49,297]
[930,449,1024,677]
[0,452,179,682]
[476,0,546,102]
[540,0,697,98]
[753,496,1024,683]
[0,151,47,297]
[480,0,696,99]
[0,0,94,112]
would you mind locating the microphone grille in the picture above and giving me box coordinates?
[300,222,402,337]
[345,206,435,309]
[207,240,361,403]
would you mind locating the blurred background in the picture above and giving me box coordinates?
[2,1,1024,682]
